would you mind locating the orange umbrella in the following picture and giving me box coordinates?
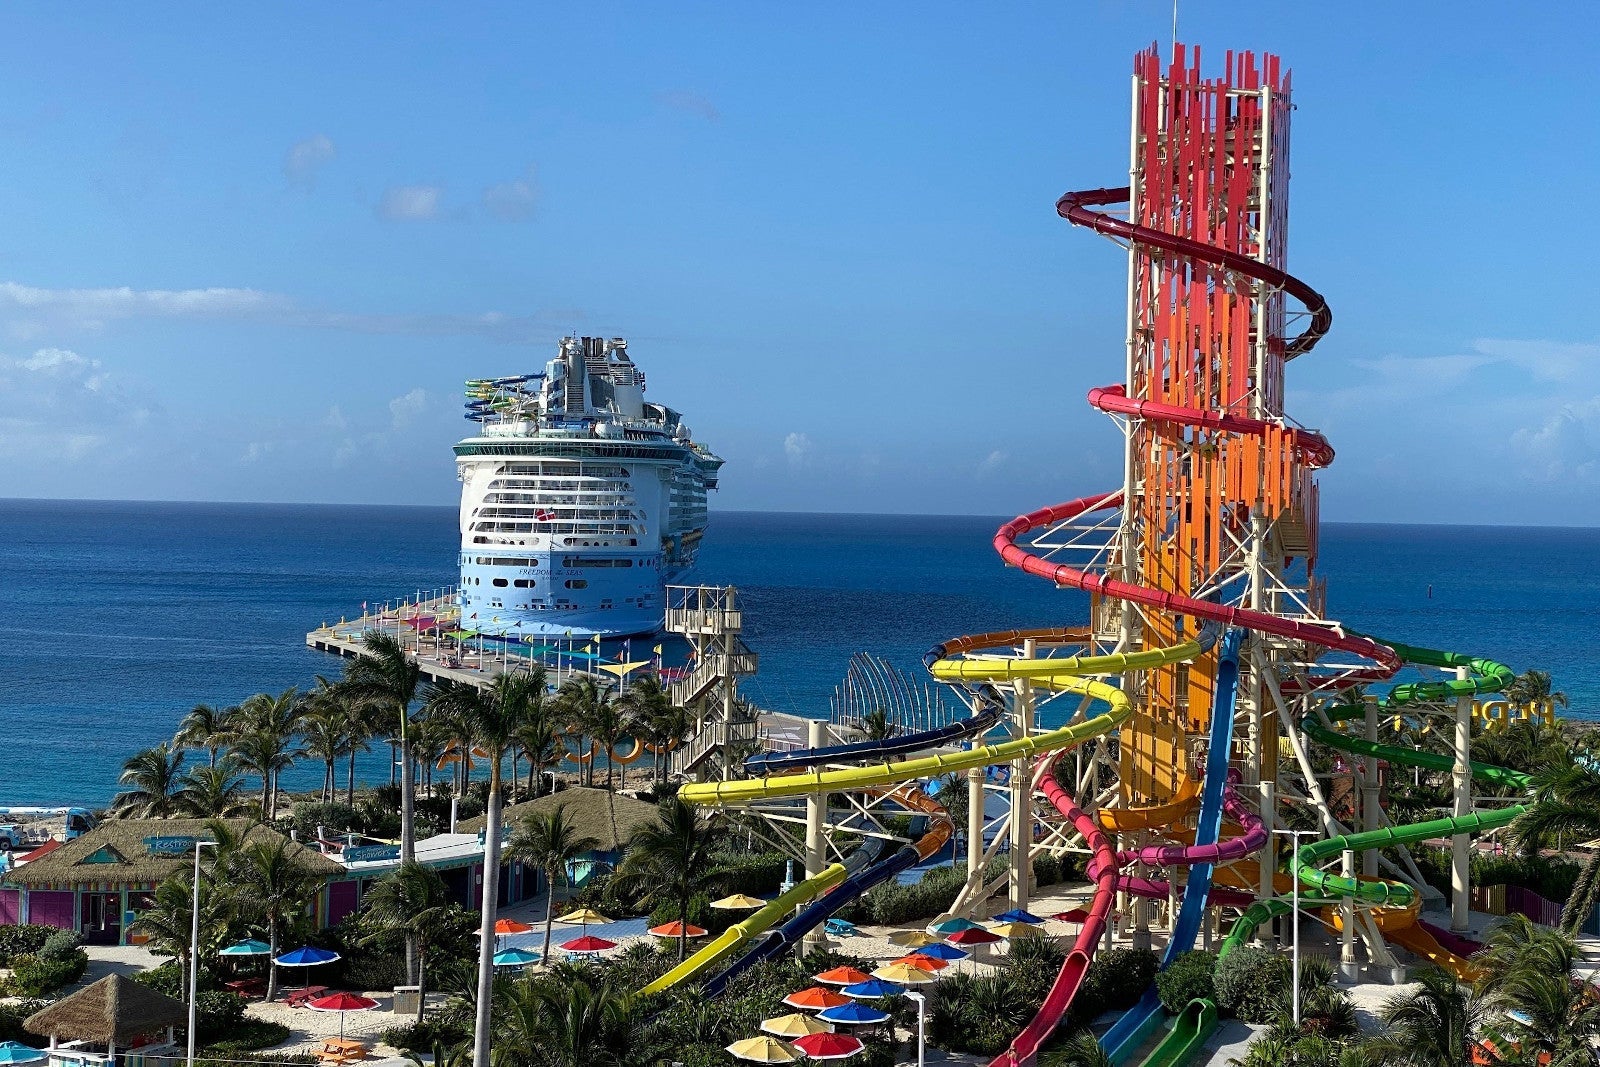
[494,919,534,935]
[649,921,709,938]
[813,966,874,986]
[783,986,853,1011]
[891,954,947,972]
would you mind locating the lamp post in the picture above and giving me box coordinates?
[186,838,218,1067]
[905,990,926,1067]
[1273,827,1317,1027]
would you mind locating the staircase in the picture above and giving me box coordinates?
[665,585,760,778]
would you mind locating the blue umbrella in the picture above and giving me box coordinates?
[910,942,968,961]
[818,1003,891,1026]
[492,948,542,968]
[220,939,272,956]
[275,946,341,966]
[993,908,1046,925]
[841,979,904,999]
[0,1043,45,1065]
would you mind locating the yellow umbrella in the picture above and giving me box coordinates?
[988,922,1046,940]
[557,908,611,925]
[888,930,941,948]
[760,1013,834,1038]
[726,1036,801,1063]
[710,894,767,910]
[872,963,937,985]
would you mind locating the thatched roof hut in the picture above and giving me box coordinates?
[459,786,659,852]
[4,818,341,890]
[24,974,187,1048]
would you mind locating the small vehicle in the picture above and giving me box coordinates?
[0,807,97,850]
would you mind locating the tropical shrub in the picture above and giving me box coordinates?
[0,1001,46,1045]
[38,929,83,960]
[191,991,247,1042]
[1155,950,1217,1014]
[291,801,364,839]
[1215,945,1293,1023]
[1069,947,1159,1027]
[200,1020,290,1055]
[0,925,54,965]
[4,949,88,996]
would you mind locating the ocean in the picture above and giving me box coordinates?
[0,499,1594,807]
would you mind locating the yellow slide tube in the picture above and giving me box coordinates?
[639,863,848,995]
[681,629,1212,808]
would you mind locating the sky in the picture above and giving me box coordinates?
[1,3,1596,524]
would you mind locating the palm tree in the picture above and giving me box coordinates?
[128,871,231,998]
[517,711,562,799]
[616,676,686,789]
[1510,758,1600,933]
[224,836,327,1001]
[506,804,600,961]
[861,706,895,741]
[301,688,353,805]
[427,673,539,1067]
[554,676,609,787]
[230,689,305,820]
[174,703,236,769]
[1505,669,1568,710]
[358,860,469,1022]
[613,796,722,961]
[496,976,645,1067]
[177,759,253,818]
[113,742,189,818]
[1470,915,1600,1061]
[1359,966,1478,1067]
[344,632,423,862]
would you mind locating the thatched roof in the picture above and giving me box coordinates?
[3,818,341,888]
[460,786,659,852]
[25,974,187,1046]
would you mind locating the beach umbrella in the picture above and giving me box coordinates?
[1053,907,1091,923]
[0,1043,45,1065]
[760,1013,834,1038]
[994,908,1046,925]
[891,954,947,972]
[725,1036,800,1063]
[711,893,767,910]
[219,939,272,956]
[887,930,941,949]
[557,907,611,925]
[306,992,378,1039]
[649,921,708,939]
[275,946,341,966]
[871,963,937,985]
[818,1002,892,1027]
[945,927,1001,946]
[558,935,617,955]
[910,942,968,961]
[492,948,542,968]
[841,978,904,999]
[792,1032,866,1060]
[494,919,534,935]
[929,917,982,935]
[813,966,874,986]
[782,986,853,1011]
[988,922,1046,940]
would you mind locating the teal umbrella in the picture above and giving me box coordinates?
[492,948,542,968]
[220,939,272,956]
[929,917,981,935]
[0,1044,44,1065]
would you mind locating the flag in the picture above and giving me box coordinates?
[653,643,663,656]
[470,612,478,619]
[362,601,368,611]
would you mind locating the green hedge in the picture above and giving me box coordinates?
[1067,947,1159,1028]
[0,1001,47,1045]
[0,926,54,966]
[1155,950,1217,1014]
[3,950,88,996]
[1214,945,1292,1023]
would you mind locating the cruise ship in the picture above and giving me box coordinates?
[456,336,723,638]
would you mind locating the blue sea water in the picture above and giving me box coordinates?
[0,498,1595,807]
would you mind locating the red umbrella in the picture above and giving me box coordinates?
[559,935,618,954]
[1053,908,1091,923]
[783,986,853,1011]
[793,1032,866,1060]
[946,927,1001,945]
[813,966,874,986]
[306,992,379,1038]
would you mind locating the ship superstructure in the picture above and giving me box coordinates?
[456,336,722,637]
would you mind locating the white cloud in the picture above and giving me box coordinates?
[0,347,155,463]
[0,280,573,343]
[284,134,336,188]
[1510,396,1600,484]
[783,431,812,468]
[654,89,720,122]
[977,449,1008,475]
[1472,339,1597,384]
[377,184,443,221]
[483,167,538,222]
[388,388,427,430]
